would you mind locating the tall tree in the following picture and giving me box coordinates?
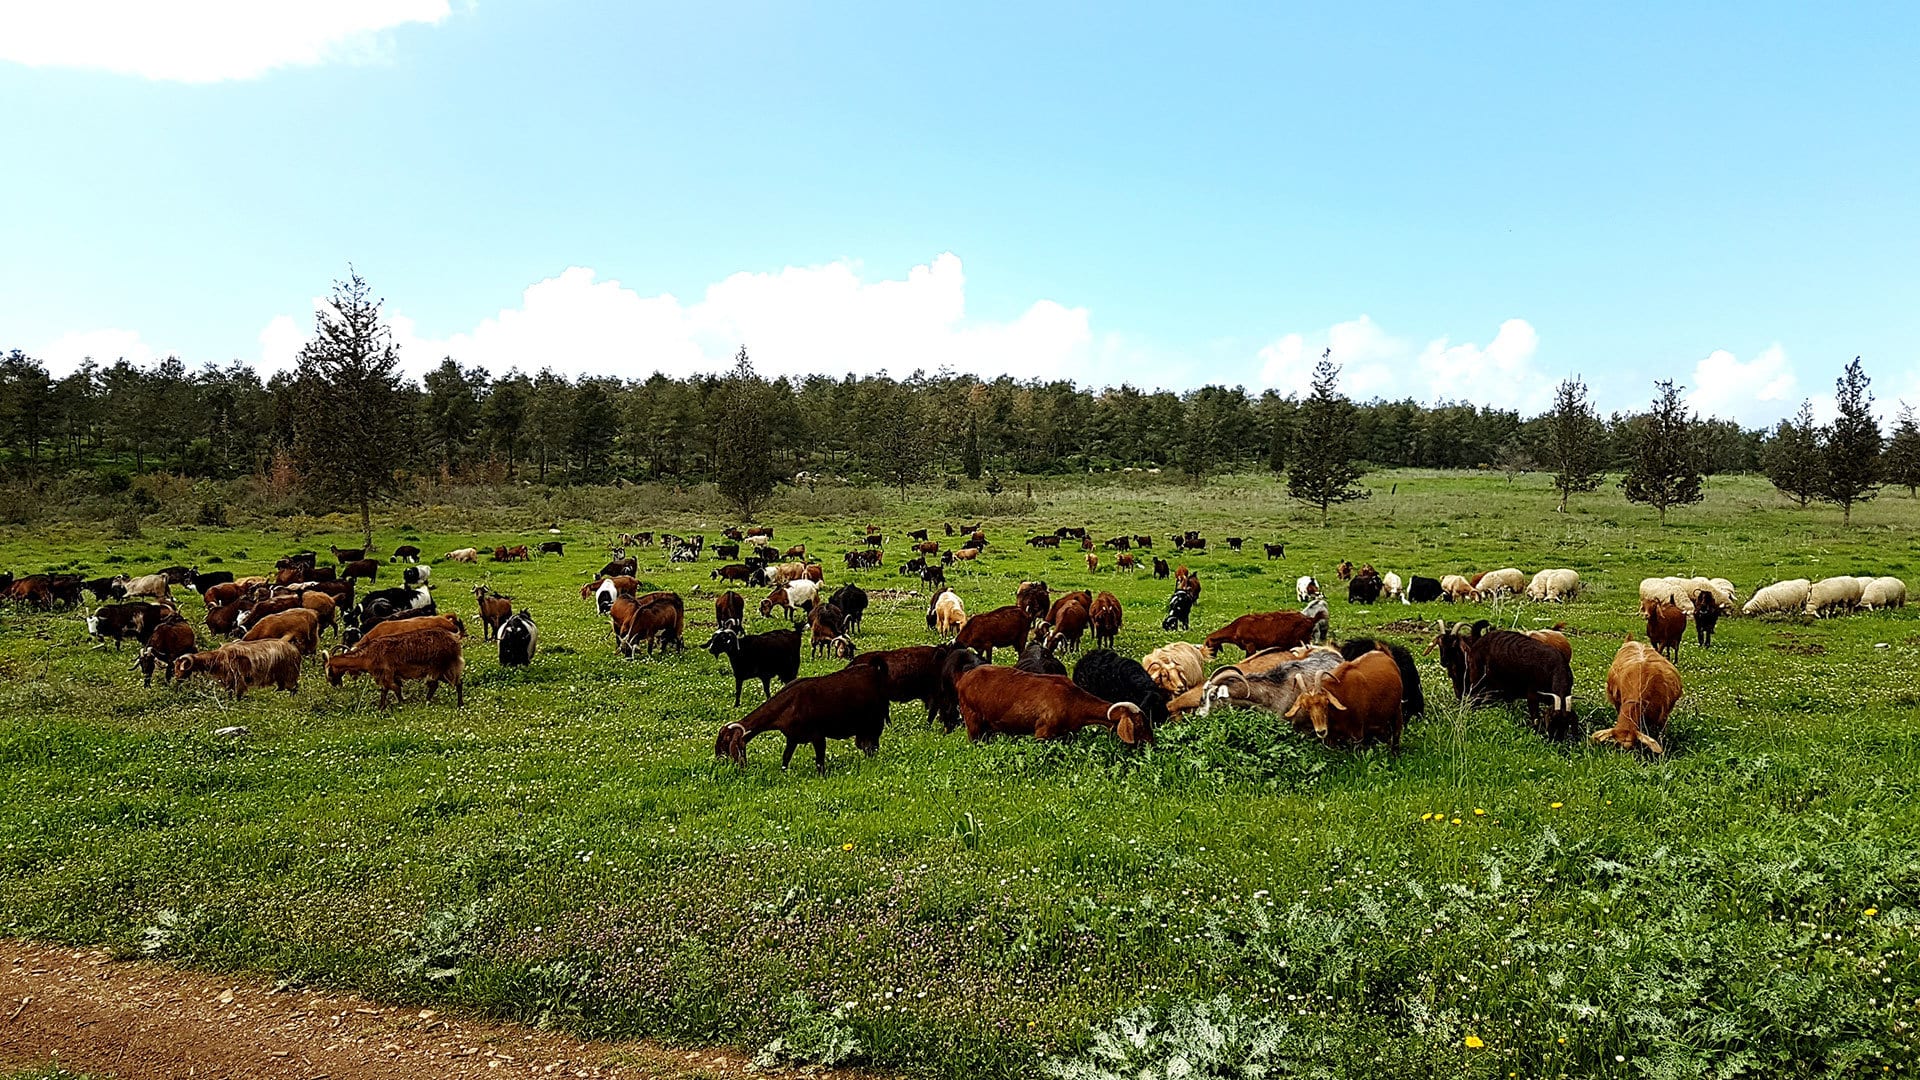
[960,413,983,480]
[1821,356,1882,525]
[290,272,410,543]
[1286,352,1369,524]
[1884,403,1920,498]
[422,357,483,473]
[1620,380,1703,526]
[859,379,935,498]
[712,346,777,519]
[1762,399,1825,508]
[1541,376,1606,512]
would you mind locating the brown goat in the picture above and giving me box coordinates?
[714,659,890,772]
[715,590,745,629]
[242,607,320,657]
[1642,599,1685,661]
[359,613,465,645]
[1041,597,1091,654]
[953,665,1149,744]
[1204,611,1321,658]
[1594,638,1681,753]
[1284,648,1404,749]
[1016,581,1050,620]
[1089,592,1122,650]
[954,604,1031,662]
[324,628,465,708]
[138,618,199,686]
[475,586,514,640]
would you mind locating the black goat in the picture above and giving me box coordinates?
[705,627,802,705]
[1072,649,1168,727]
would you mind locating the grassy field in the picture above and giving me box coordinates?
[3,469,1919,1079]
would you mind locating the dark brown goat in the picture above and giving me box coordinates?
[1203,611,1322,658]
[954,604,1031,662]
[953,665,1150,745]
[714,658,891,772]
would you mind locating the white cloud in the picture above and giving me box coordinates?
[371,253,1099,384]
[1684,344,1798,424]
[1256,315,1550,411]
[0,1,451,82]
[38,328,163,371]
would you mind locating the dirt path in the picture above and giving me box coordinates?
[0,940,859,1079]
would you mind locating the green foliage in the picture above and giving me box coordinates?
[1286,356,1369,523]
[1765,399,1826,508]
[290,272,411,542]
[1885,403,1920,498]
[1821,357,1882,525]
[1542,376,1606,510]
[1620,379,1703,525]
[962,413,984,480]
[754,993,865,1068]
[711,347,778,519]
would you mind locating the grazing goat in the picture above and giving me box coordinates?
[1593,638,1680,753]
[809,602,853,658]
[441,548,480,564]
[1337,637,1425,720]
[847,644,956,723]
[1347,570,1382,604]
[956,604,1031,661]
[715,590,745,631]
[1476,568,1526,597]
[953,665,1150,745]
[341,559,379,582]
[1204,610,1324,658]
[1016,581,1051,620]
[715,659,891,772]
[1153,557,1171,579]
[830,584,869,635]
[1380,572,1403,601]
[1440,575,1479,602]
[1286,648,1404,749]
[1642,598,1686,660]
[324,629,465,708]
[1295,576,1320,603]
[498,610,537,666]
[88,602,172,648]
[1861,576,1907,609]
[1691,590,1722,647]
[927,589,967,637]
[1040,595,1091,654]
[1406,575,1444,603]
[1263,542,1285,560]
[1016,640,1067,676]
[1161,585,1198,631]
[1185,645,1341,719]
[1441,622,1577,739]
[390,545,422,563]
[138,617,198,686]
[119,573,172,601]
[705,627,802,704]
[354,613,466,647]
[1072,649,1167,726]
[242,607,320,657]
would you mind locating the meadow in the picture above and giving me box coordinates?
[2,469,1919,1079]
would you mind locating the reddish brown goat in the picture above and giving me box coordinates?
[1016,581,1051,620]
[1204,611,1322,658]
[1641,598,1686,661]
[715,590,745,629]
[714,659,890,772]
[1284,647,1404,749]
[1042,597,1091,654]
[138,618,199,686]
[1089,592,1122,650]
[324,628,464,708]
[475,586,514,640]
[242,607,320,657]
[953,665,1150,745]
[954,604,1032,661]
[358,613,466,645]
[1594,637,1681,753]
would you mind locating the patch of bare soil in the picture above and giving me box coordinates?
[0,940,877,1080]
[1769,638,1827,656]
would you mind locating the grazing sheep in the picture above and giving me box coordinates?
[1743,578,1812,616]
[1861,576,1908,610]
[1380,572,1404,601]
[1440,575,1479,603]
[1525,568,1581,603]
[1806,575,1865,617]
[1474,568,1526,597]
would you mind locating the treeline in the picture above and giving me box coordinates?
[0,349,1772,487]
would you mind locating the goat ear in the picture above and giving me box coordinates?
[1284,698,1303,718]
[1116,713,1138,744]
[1323,690,1347,712]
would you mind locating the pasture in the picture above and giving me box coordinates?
[2,469,1919,1079]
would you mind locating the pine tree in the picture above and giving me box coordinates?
[1821,356,1882,525]
[1884,403,1920,498]
[290,272,410,544]
[1619,379,1703,526]
[712,346,777,519]
[860,380,935,499]
[1286,352,1369,525]
[1542,377,1606,512]
[1762,399,1824,508]
[961,413,983,480]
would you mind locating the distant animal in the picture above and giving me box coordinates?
[538,541,565,556]
[475,586,514,640]
[1152,558,1171,579]
[1295,576,1320,603]
[390,545,422,563]
[1525,568,1581,603]
[1406,575,1444,604]
[1263,543,1285,560]
[1161,585,1198,632]
[1742,578,1812,616]
[441,548,480,564]
[1693,589,1723,648]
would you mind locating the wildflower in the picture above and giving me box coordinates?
[1473,808,1486,816]
[842,843,854,851]
[1550,802,1564,809]
[1865,908,1879,917]
[1421,813,1433,821]
[1465,1035,1485,1048]
[1451,818,1462,825]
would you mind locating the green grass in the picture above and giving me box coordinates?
[3,469,1920,1078]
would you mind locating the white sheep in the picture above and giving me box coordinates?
[1526,568,1581,602]
[1440,574,1479,602]
[1806,576,1865,617]
[1639,576,1698,613]
[1476,568,1527,597]
[1861,577,1908,610]
[1742,578,1811,616]
[1381,572,1404,601]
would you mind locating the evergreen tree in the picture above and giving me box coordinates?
[1821,356,1882,525]
[1620,380,1703,526]
[1542,377,1606,512]
[712,347,777,519]
[422,357,483,473]
[1286,352,1369,524]
[290,272,410,543]
[859,379,935,498]
[961,413,983,480]
[1762,399,1824,508]
[1884,403,1920,498]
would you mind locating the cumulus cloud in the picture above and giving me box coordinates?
[0,1,451,82]
[360,253,1098,384]
[1256,315,1550,411]
[37,328,163,371]
[1684,344,1798,424]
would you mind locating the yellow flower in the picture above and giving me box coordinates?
[1451,818,1462,825]
[1550,802,1564,809]
[1465,1035,1485,1049]
[1473,808,1487,816]
[1864,908,1879,917]
[1557,1037,1567,1045]
[1421,813,1433,821]
[842,843,854,851]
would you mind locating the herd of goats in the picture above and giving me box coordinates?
[2,520,1908,772]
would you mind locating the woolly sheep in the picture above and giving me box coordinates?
[1806,576,1865,617]
[1440,575,1479,602]
[1526,568,1581,602]
[1861,577,1908,610]
[1640,576,1699,613]
[1380,572,1403,601]
[1476,568,1527,597]
[1742,578,1811,616]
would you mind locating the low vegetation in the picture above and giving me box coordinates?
[1,470,1917,1078]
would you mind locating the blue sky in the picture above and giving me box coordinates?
[3,2,1916,422]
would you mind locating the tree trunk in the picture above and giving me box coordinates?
[360,493,372,547]
[1557,489,1568,513]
